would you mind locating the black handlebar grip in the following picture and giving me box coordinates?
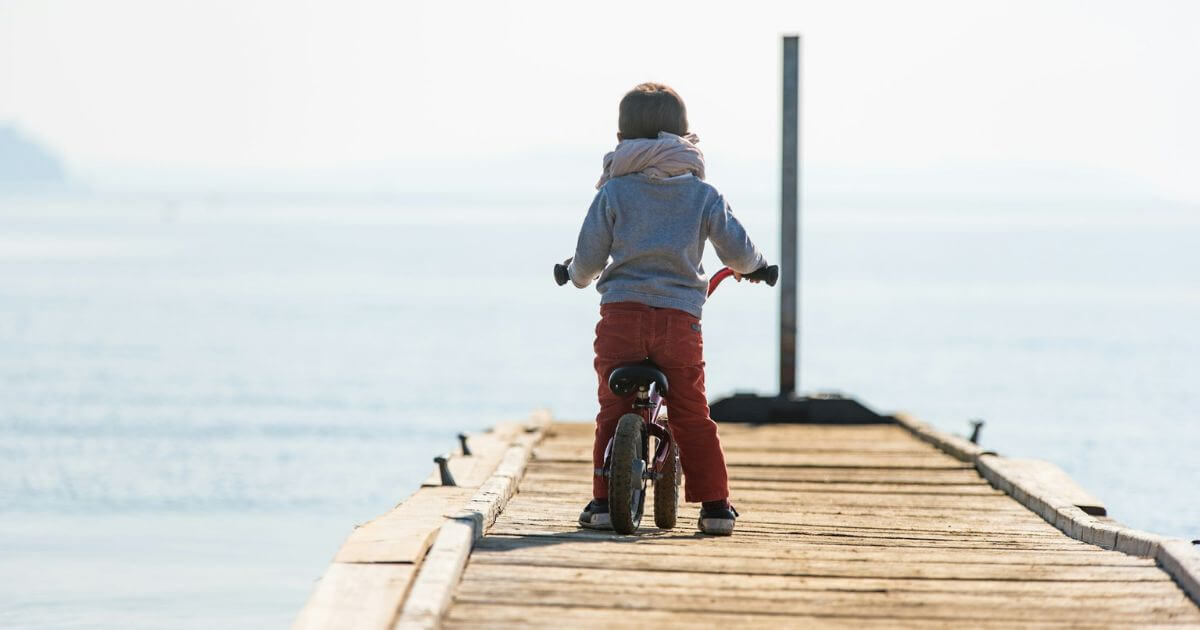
[744,264,779,287]
[553,263,570,286]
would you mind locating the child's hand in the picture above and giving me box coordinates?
[732,271,762,284]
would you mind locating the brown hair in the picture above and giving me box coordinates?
[618,82,688,140]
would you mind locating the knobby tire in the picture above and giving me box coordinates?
[653,438,680,529]
[608,413,646,534]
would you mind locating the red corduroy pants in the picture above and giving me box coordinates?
[591,302,730,503]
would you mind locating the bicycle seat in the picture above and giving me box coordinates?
[608,361,669,396]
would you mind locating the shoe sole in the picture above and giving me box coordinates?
[579,514,612,530]
[698,517,735,536]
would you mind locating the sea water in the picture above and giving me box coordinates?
[1,196,1197,628]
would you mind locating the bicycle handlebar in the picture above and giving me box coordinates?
[554,260,778,297]
[743,265,779,286]
[553,263,570,286]
[706,264,778,297]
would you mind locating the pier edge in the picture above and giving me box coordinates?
[893,411,1200,606]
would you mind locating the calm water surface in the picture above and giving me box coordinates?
[1,197,1197,628]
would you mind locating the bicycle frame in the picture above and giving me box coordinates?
[600,380,673,483]
[707,267,737,297]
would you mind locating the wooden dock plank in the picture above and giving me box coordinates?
[528,462,995,485]
[978,456,1108,516]
[420,422,525,489]
[508,486,1029,512]
[459,562,1188,597]
[485,525,1101,552]
[435,421,1200,627]
[331,423,527,565]
[442,601,1148,629]
[469,533,1155,566]
[534,444,969,469]
[486,524,1101,552]
[466,548,1170,581]
[450,585,1192,622]
[334,487,474,564]
[293,563,415,630]
[486,502,1070,536]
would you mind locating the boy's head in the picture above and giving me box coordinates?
[618,82,688,140]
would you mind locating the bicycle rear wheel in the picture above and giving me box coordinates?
[653,438,680,529]
[608,413,646,534]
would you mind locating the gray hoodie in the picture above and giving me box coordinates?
[567,173,764,318]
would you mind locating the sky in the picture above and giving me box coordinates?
[1,0,1199,202]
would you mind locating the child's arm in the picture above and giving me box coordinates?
[707,198,765,274]
[567,190,613,288]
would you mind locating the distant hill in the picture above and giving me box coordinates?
[0,125,66,183]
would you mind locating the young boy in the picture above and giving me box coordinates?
[567,82,767,536]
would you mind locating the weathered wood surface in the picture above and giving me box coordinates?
[395,426,547,630]
[294,420,537,630]
[978,456,1108,516]
[294,564,417,630]
[421,422,527,488]
[334,487,474,564]
[441,422,1200,628]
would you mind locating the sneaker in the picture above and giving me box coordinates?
[698,502,738,536]
[578,499,611,530]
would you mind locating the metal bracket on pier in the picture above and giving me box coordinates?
[457,433,472,456]
[969,419,985,444]
[433,454,457,486]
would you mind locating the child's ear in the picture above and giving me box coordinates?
[616,132,624,141]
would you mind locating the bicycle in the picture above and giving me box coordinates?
[553,262,778,534]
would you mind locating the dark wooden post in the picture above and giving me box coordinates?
[710,34,883,424]
[780,35,800,396]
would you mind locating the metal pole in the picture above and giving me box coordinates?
[780,35,800,396]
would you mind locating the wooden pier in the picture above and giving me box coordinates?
[295,413,1200,629]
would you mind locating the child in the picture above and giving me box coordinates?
[567,82,767,535]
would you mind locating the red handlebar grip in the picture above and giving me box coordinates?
[707,265,778,296]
